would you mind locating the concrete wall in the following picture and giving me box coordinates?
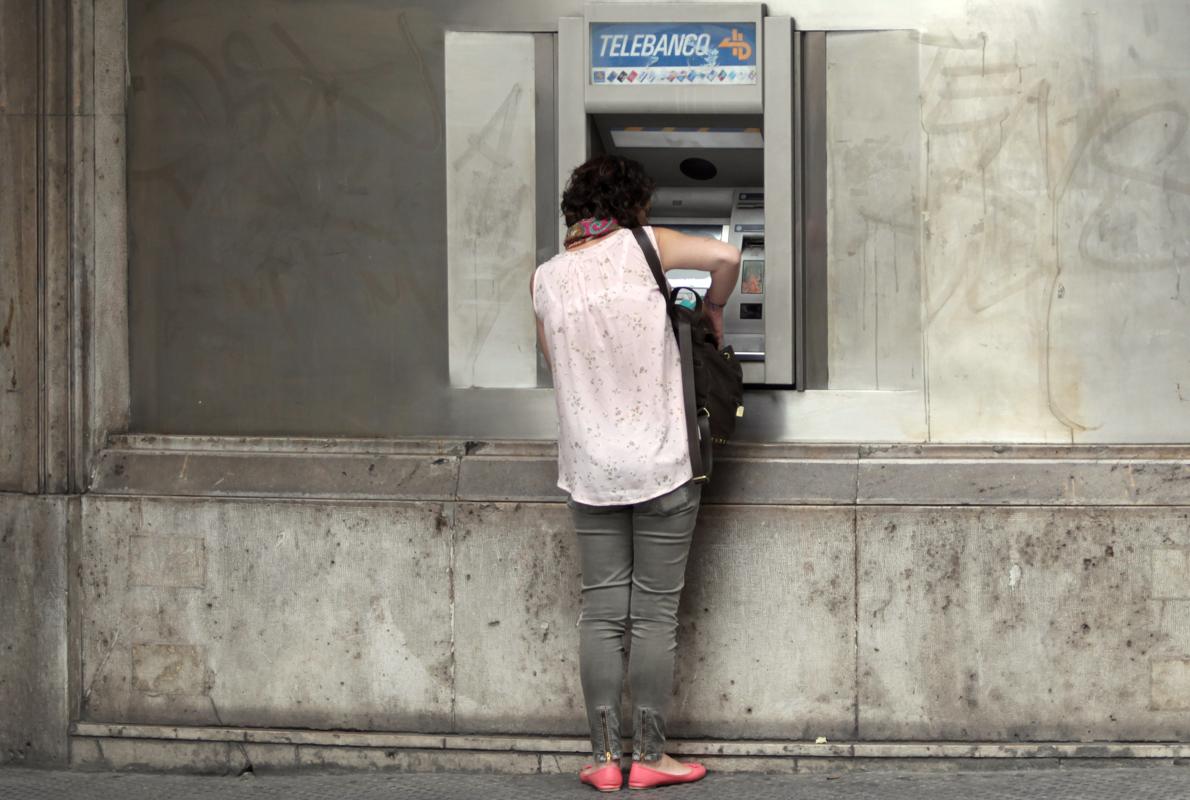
[121,0,1190,443]
[0,0,127,766]
[78,496,455,731]
[5,0,1190,777]
[67,437,1190,754]
[0,0,129,494]
[125,1,451,435]
[5,432,1187,771]
[0,0,41,491]
[0,494,70,764]
[826,30,923,391]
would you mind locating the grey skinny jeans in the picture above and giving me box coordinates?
[567,481,702,764]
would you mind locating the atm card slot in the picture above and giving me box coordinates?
[725,334,764,362]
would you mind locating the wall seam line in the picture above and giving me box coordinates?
[448,457,462,732]
[66,0,78,494]
[852,462,860,740]
[36,0,48,493]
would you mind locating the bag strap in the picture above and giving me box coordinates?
[676,313,713,482]
[630,227,707,482]
[632,226,673,320]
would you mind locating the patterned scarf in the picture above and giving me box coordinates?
[564,217,622,250]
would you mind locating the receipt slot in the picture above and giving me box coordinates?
[559,3,804,387]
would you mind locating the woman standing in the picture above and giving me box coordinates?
[531,154,741,791]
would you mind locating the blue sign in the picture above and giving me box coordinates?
[590,22,757,85]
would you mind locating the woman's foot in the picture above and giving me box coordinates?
[628,755,707,789]
[639,754,693,774]
[580,760,623,792]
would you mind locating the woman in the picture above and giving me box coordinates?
[531,154,741,791]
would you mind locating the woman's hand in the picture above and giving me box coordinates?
[704,303,725,349]
[653,227,741,351]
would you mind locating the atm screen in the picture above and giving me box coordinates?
[741,259,764,294]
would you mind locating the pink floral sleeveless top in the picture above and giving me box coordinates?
[533,227,692,505]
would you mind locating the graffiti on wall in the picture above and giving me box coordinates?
[916,8,1190,440]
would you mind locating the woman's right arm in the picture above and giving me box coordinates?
[652,226,741,345]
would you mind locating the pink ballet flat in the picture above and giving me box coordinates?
[628,759,707,789]
[580,761,623,792]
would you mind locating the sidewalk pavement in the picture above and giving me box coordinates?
[3,765,1190,800]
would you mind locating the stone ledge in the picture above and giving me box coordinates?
[108,435,1190,461]
[858,459,1190,506]
[69,724,1190,775]
[71,722,1190,757]
[94,436,1190,506]
[90,449,461,500]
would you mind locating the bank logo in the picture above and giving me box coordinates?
[718,28,752,62]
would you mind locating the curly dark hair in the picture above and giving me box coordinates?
[560,154,656,227]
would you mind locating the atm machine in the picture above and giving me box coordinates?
[559,3,804,387]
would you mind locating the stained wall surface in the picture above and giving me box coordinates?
[911,2,1190,443]
[124,0,1190,442]
[78,496,455,731]
[7,0,1190,774]
[825,30,923,392]
[72,478,1190,742]
[0,494,70,764]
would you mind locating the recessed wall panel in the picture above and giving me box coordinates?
[825,30,923,391]
[446,32,538,388]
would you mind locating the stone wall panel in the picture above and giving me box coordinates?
[78,496,454,731]
[858,506,1190,740]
